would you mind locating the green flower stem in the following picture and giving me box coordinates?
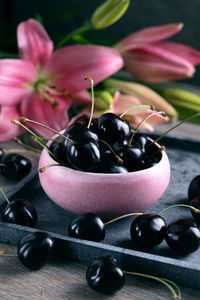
[158,204,200,215]
[0,188,10,204]
[0,51,18,58]
[55,21,92,50]
[104,212,144,226]
[123,270,179,300]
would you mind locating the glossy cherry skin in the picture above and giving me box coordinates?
[62,123,98,150]
[67,139,100,171]
[130,214,167,247]
[188,175,200,201]
[86,256,125,294]
[68,212,105,242]
[190,196,200,223]
[116,144,143,172]
[1,199,37,227]
[133,133,148,153]
[1,154,31,179]
[18,232,54,270]
[95,160,128,174]
[99,140,113,161]
[98,113,131,144]
[78,117,98,134]
[165,219,200,255]
[0,147,4,162]
[142,152,162,169]
[49,141,68,165]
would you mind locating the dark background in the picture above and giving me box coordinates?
[1,0,200,85]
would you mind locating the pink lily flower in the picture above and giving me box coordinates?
[115,23,200,83]
[0,19,123,141]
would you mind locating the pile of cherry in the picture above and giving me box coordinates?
[49,112,162,173]
[0,175,200,295]
[0,147,31,180]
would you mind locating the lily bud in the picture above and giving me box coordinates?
[104,78,178,121]
[91,0,130,30]
[163,88,200,123]
[95,90,113,110]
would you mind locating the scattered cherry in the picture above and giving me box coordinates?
[1,153,31,179]
[130,214,167,247]
[1,198,38,227]
[17,232,54,270]
[165,219,200,255]
[188,175,200,201]
[68,212,105,242]
[86,256,125,294]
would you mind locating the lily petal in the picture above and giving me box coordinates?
[69,90,91,105]
[17,19,53,66]
[20,93,70,137]
[0,59,37,105]
[123,45,195,82]
[115,23,183,52]
[0,106,24,141]
[44,45,123,93]
[154,41,200,65]
[113,94,141,116]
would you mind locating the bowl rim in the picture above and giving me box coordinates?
[40,132,167,177]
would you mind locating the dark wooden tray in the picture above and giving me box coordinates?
[1,134,200,289]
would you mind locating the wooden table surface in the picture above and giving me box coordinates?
[1,121,200,300]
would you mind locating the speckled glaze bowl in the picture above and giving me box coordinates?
[38,137,171,218]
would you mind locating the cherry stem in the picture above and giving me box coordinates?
[13,137,41,153]
[19,117,73,143]
[5,148,40,158]
[123,270,180,300]
[154,111,200,145]
[104,212,145,226]
[158,204,200,215]
[119,104,154,119]
[129,111,166,145]
[0,188,10,204]
[84,76,94,129]
[0,253,17,257]
[161,278,181,299]
[37,137,61,143]
[11,120,57,161]
[39,163,63,173]
[0,163,7,168]
[99,139,123,164]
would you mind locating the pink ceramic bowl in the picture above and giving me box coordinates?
[38,138,171,218]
